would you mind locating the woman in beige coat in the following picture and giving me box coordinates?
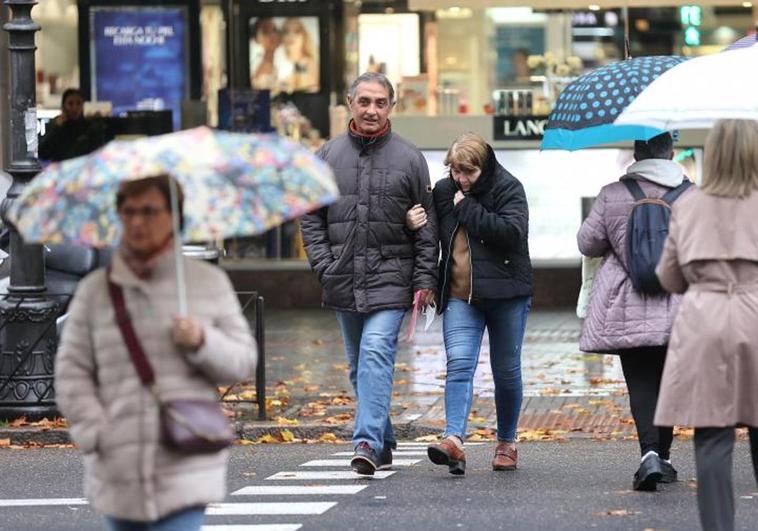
[655,119,758,531]
[55,176,256,531]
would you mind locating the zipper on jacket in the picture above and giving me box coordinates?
[440,222,459,307]
[465,231,473,304]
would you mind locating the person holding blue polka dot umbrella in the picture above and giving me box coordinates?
[541,56,688,151]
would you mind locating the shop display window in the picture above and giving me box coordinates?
[357,13,420,88]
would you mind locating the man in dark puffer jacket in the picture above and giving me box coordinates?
[300,73,438,476]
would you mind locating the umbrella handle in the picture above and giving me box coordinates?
[169,177,188,316]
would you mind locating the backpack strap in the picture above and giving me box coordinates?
[661,180,693,205]
[622,177,646,201]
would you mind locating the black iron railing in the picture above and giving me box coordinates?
[0,291,266,420]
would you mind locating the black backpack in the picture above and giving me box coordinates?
[623,177,692,296]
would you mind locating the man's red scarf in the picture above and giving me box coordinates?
[348,119,390,140]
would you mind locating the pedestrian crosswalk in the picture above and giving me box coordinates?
[231,441,485,530]
[0,498,89,507]
[331,450,427,456]
[299,458,421,467]
[206,502,337,516]
[202,526,303,531]
[0,442,487,530]
[232,486,367,496]
[266,470,396,480]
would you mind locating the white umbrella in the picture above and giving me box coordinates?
[614,46,758,130]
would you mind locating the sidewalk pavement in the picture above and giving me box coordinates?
[1,308,651,446]
[230,308,643,443]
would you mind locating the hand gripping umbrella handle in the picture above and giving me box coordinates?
[169,177,188,316]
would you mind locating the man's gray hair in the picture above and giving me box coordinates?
[347,72,395,103]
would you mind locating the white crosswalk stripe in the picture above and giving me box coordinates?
[266,470,395,480]
[232,486,367,496]
[395,442,485,447]
[206,502,336,516]
[0,498,88,507]
[201,525,302,531]
[300,459,420,467]
[331,450,427,457]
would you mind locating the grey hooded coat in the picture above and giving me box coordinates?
[577,160,690,353]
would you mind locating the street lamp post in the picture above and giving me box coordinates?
[0,0,58,421]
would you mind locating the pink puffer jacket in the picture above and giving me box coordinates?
[577,177,685,354]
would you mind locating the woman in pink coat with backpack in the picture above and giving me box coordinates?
[577,132,692,491]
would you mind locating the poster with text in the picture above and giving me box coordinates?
[249,17,320,94]
[91,7,188,130]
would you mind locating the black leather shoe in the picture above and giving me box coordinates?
[378,445,393,470]
[658,459,678,483]
[351,442,379,476]
[633,454,663,491]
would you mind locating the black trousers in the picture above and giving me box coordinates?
[694,427,758,531]
[619,346,673,459]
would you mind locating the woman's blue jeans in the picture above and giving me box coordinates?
[105,506,206,531]
[442,297,531,443]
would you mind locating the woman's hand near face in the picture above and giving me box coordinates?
[172,316,205,351]
[453,190,466,206]
[406,204,427,231]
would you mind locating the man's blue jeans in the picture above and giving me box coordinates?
[336,309,405,452]
[442,297,531,443]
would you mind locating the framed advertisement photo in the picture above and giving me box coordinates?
[248,16,321,94]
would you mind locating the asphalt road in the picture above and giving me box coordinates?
[0,440,756,531]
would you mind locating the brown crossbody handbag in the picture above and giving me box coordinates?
[107,270,235,454]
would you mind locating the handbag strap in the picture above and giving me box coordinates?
[106,266,156,386]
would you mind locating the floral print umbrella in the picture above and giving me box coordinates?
[8,126,338,247]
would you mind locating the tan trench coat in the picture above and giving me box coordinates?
[655,188,758,428]
[55,251,256,521]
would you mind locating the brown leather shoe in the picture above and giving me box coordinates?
[492,442,517,471]
[427,437,466,475]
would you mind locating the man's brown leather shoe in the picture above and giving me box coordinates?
[492,442,517,471]
[427,437,466,475]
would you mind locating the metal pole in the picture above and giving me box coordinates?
[255,296,265,421]
[0,0,58,421]
[1,5,9,168]
[226,0,236,89]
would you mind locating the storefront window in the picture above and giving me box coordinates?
[357,13,420,86]
[35,0,80,108]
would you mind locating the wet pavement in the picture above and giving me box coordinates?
[229,308,640,441]
[0,308,673,446]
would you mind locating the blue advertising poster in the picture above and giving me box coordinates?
[91,7,188,131]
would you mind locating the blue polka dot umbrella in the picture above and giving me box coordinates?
[724,33,756,51]
[541,56,688,151]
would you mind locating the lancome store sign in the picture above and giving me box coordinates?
[493,116,549,141]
